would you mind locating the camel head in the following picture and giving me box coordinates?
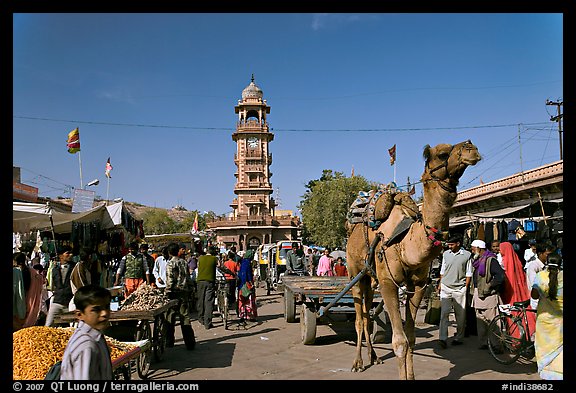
[421,140,481,191]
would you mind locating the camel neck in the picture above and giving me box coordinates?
[421,181,456,231]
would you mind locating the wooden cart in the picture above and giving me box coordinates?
[282,275,385,345]
[111,339,152,380]
[55,299,179,379]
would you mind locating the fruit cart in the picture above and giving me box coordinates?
[55,298,180,379]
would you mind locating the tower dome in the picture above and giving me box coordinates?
[242,74,263,100]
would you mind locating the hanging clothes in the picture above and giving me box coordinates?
[492,222,499,245]
[484,221,494,246]
[507,219,522,241]
[477,222,485,242]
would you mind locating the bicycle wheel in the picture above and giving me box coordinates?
[487,314,523,365]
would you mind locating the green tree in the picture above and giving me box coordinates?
[299,170,374,249]
[141,208,177,235]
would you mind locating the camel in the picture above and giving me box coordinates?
[345,140,481,380]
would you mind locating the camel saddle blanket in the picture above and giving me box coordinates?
[347,183,419,229]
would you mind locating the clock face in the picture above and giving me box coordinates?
[247,137,258,149]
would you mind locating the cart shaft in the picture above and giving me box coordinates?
[318,266,369,317]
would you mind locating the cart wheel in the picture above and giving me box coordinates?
[284,287,296,323]
[300,304,317,345]
[135,320,152,379]
[153,314,168,362]
[113,364,131,380]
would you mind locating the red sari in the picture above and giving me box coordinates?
[500,242,536,336]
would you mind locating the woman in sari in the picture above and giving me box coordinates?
[13,252,45,330]
[237,249,258,322]
[531,253,563,380]
[500,241,535,335]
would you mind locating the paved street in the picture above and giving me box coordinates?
[135,285,543,382]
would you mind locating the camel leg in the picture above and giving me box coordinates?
[403,282,426,380]
[363,280,380,366]
[379,280,409,380]
[351,276,369,372]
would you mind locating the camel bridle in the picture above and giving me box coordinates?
[426,140,474,193]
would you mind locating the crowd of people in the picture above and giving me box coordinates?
[13,234,561,381]
[284,242,348,277]
[435,234,563,380]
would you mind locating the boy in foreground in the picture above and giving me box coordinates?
[61,284,113,380]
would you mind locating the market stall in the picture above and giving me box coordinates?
[12,325,150,380]
[53,285,186,379]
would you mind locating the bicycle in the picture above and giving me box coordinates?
[215,275,230,329]
[487,299,536,365]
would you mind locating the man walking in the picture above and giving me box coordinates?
[436,233,472,349]
[470,239,505,349]
[45,245,76,326]
[196,246,219,329]
[165,242,195,350]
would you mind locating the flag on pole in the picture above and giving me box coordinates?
[66,128,80,154]
[388,144,396,165]
[192,212,199,234]
[105,157,113,178]
[408,185,416,195]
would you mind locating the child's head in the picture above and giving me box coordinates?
[73,284,112,331]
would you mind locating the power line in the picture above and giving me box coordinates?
[13,115,550,133]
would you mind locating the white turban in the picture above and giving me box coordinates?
[471,239,486,249]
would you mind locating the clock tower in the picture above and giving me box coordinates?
[231,74,275,219]
[207,76,301,252]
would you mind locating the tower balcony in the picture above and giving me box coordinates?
[237,120,268,130]
[206,214,301,228]
[234,182,273,190]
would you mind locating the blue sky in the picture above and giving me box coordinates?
[13,13,563,216]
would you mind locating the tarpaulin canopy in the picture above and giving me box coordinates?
[449,204,532,227]
[13,201,127,234]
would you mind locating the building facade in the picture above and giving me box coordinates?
[207,76,300,252]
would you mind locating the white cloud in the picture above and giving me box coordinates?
[311,13,380,31]
[96,88,136,105]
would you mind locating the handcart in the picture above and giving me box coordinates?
[111,339,152,380]
[282,275,385,345]
[55,299,179,379]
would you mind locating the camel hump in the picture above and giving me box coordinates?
[393,192,420,220]
[347,183,418,228]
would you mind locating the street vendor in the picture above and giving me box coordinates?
[114,242,151,297]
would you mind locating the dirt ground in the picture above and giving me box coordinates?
[136,285,541,382]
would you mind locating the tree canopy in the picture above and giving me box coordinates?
[298,170,375,249]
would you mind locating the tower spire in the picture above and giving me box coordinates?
[251,73,255,83]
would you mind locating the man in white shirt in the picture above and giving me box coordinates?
[152,247,169,289]
[437,233,473,349]
[525,242,555,310]
[523,239,538,267]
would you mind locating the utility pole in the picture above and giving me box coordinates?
[546,99,563,160]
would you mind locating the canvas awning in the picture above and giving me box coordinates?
[449,203,532,227]
[13,201,126,233]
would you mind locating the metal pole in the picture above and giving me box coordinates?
[556,103,563,160]
[78,151,84,189]
[318,266,369,317]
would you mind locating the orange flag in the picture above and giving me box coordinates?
[192,212,199,234]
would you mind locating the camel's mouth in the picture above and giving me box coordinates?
[462,153,481,166]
